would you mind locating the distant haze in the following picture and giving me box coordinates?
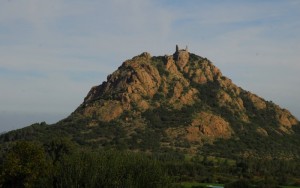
[0,112,68,133]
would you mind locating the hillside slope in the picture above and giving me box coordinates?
[2,46,300,158]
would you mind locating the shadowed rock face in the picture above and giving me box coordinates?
[174,48,189,70]
[70,46,299,153]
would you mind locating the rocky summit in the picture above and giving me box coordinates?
[2,46,300,158]
[55,45,299,157]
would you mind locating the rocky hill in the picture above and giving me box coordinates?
[2,46,300,158]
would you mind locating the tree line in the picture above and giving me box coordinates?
[0,140,171,188]
[1,139,300,188]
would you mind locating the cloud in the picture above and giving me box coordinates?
[0,0,175,69]
[0,0,175,115]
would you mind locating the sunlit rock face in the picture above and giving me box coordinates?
[70,45,299,153]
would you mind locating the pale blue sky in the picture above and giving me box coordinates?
[1,0,300,132]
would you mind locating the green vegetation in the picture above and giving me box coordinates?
[1,139,300,187]
[0,140,172,188]
[0,141,51,187]
[142,105,194,128]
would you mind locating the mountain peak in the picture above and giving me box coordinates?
[1,47,300,157]
[69,47,299,155]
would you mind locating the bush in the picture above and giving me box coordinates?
[0,141,51,187]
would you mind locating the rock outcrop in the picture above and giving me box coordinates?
[70,45,299,154]
[174,45,189,70]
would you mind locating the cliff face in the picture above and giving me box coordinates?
[69,46,299,154]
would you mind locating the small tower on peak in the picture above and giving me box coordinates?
[173,44,190,70]
[175,45,188,52]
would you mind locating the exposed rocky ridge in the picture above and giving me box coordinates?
[1,46,300,158]
[67,46,299,154]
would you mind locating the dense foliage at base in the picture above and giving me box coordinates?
[0,140,171,188]
[1,140,300,188]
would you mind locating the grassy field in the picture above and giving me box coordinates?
[179,182,224,188]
